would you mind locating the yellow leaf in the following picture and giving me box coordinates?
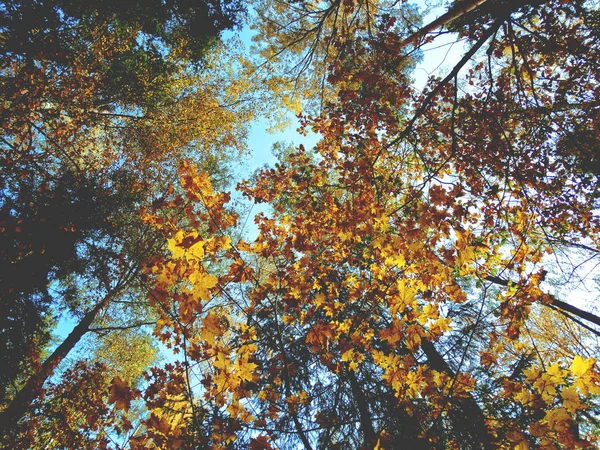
[341,348,354,362]
[391,279,416,314]
[561,386,582,413]
[236,355,258,383]
[570,355,596,378]
[379,318,404,346]
[190,272,219,301]
[513,441,529,450]
[544,407,572,433]
[213,351,230,371]
[167,230,185,259]
[384,253,405,268]
[405,324,422,352]
[523,366,541,383]
[190,271,218,289]
[186,240,205,261]
[314,293,326,308]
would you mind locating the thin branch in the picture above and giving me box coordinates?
[385,17,504,157]
[89,322,156,333]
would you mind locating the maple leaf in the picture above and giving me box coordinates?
[186,240,205,261]
[341,348,354,363]
[213,351,230,371]
[389,279,416,315]
[561,386,583,414]
[167,230,186,259]
[145,412,173,436]
[569,355,596,378]
[250,435,273,450]
[108,376,138,411]
[190,271,219,301]
[235,354,258,383]
[544,407,573,434]
[201,311,224,345]
[379,318,404,346]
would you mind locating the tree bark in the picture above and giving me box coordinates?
[399,0,489,49]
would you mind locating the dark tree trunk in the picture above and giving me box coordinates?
[421,339,494,450]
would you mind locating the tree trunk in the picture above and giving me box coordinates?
[486,275,600,329]
[399,0,489,49]
[347,370,377,448]
[421,339,494,450]
[0,292,115,434]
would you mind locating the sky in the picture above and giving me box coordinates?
[237,0,468,166]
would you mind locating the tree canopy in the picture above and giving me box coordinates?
[2,0,600,448]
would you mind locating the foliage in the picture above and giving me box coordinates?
[249,0,422,112]
[0,0,253,445]
[0,0,246,104]
[3,0,600,449]
[0,169,146,403]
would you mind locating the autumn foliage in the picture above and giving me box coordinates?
[2,0,600,449]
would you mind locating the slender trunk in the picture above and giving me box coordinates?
[0,292,114,434]
[272,307,313,450]
[421,339,494,450]
[399,0,549,51]
[347,371,376,448]
[389,18,504,151]
[550,299,600,327]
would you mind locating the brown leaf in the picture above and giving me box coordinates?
[108,376,136,411]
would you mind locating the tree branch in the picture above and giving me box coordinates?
[89,321,156,333]
[399,0,489,49]
[421,339,494,450]
[485,275,600,329]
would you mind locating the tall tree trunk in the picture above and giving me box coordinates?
[421,339,494,450]
[398,0,549,50]
[486,275,600,329]
[399,0,489,49]
[347,370,377,448]
[0,291,115,434]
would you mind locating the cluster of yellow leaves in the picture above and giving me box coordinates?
[212,344,259,415]
[131,6,600,445]
[140,163,264,446]
[499,355,600,448]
